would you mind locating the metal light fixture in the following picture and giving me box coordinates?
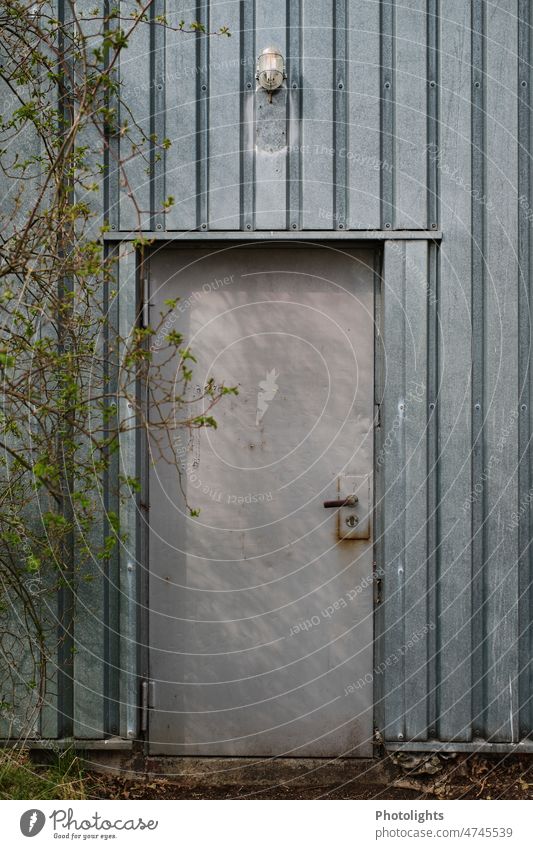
[256,47,285,101]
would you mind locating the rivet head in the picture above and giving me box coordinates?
[156,223,163,231]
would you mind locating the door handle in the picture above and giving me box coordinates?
[323,496,358,508]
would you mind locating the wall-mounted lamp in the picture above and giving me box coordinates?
[256,47,285,102]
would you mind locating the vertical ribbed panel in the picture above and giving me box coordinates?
[301,0,334,228]
[117,250,139,740]
[208,1,241,228]
[347,0,381,228]
[165,1,198,230]
[381,241,429,743]
[435,0,473,743]
[394,0,427,228]
[517,0,532,740]
[118,0,151,230]
[380,0,528,748]
[254,0,287,228]
[150,0,166,232]
[483,0,519,742]
[287,0,302,229]
[381,240,407,742]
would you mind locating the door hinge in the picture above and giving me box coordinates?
[374,576,383,605]
[140,679,154,733]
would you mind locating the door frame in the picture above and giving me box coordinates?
[126,236,427,755]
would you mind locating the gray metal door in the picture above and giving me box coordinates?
[147,244,375,757]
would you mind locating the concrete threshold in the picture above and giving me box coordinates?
[151,756,389,788]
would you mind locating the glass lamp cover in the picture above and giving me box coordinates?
[257,48,284,91]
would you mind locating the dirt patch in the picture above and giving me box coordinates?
[86,753,533,800]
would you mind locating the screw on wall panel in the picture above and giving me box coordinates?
[384,222,391,229]
[431,222,438,229]
[156,83,163,91]
[201,223,207,230]
[474,80,481,89]
[522,80,528,87]
[201,84,207,92]
[429,402,435,410]
[110,223,116,230]
[475,403,481,411]
[384,81,391,89]
[246,223,252,230]
[156,223,163,230]
[338,82,344,90]
[291,223,297,230]
[398,733,404,740]
[292,82,297,89]
[246,82,252,89]
[429,80,436,88]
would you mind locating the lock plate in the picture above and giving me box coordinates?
[337,475,371,540]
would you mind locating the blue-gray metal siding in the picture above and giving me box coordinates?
[377,0,529,747]
[67,0,533,747]
[1,0,531,750]
[113,0,435,232]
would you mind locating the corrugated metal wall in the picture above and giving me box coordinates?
[56,0,533,748]
[113,0,438,232]
[107,0,530,748]
[2,0,531,750]
[376,1,529,748]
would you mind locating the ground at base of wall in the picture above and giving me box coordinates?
[89,754,533,800]
[5,750,533,800]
